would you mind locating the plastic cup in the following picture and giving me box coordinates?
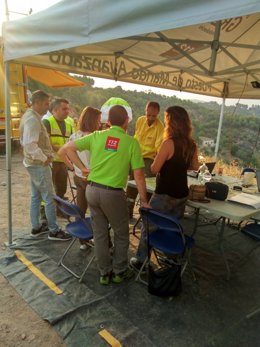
[217,167,223,176]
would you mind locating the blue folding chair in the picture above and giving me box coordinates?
[136,207,195,284]
[54,196,95,283]
[239,221,260,261]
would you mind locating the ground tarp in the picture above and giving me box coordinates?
[0,215,259,347]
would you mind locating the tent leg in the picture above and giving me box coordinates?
[4,61,14,246]
[214,95,226,159]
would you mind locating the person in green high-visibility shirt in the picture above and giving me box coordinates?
[59,104,150,285]
[126,101,164,219]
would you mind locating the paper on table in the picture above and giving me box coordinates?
[228,192,260,209]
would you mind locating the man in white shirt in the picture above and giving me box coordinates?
[42,110,52,121]
[19,90,71,241]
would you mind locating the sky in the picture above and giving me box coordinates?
[1,0,259,108]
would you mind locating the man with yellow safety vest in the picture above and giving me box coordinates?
[126,101,164,219]
[42,98,74,201]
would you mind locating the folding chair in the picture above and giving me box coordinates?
[135,207,195,284]
[53,196,95,283]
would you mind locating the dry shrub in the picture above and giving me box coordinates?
[199,155,241,178]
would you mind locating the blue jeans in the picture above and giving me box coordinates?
[26,165,59,233]
[136,192,187,262]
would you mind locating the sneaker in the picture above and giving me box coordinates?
[31,224,49,237]
[130,257,146,274]
[79,244,88,250]
[48,229,72,241]
[100,273,111,285]
[79,239,92,250]
[112,267,134,284]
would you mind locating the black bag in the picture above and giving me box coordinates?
[148,265,182,297]
[205,181,229,201]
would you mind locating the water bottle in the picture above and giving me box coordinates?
[197,163,206,184]
[202,169,212,183]
[198,172,203,184]
[199,163,208,174]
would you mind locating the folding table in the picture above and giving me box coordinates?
[128,176,260,279]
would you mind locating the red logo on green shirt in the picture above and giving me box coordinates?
[105,136,120,151]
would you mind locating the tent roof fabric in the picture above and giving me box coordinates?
[2,0,260,99]
[26,66,84,88]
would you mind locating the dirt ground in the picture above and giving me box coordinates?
[0,150,66,347]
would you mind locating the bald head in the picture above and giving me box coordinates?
[108,105,128,126]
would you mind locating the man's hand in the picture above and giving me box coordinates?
[140,201,151,209]
[43,157,52,166]
[81,167,90,178]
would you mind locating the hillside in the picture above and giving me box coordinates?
[28,76,260,167]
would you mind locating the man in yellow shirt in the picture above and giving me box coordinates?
[127,101,164,218]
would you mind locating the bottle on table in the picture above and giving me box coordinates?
[198,163,208,184]
[202,169,212,183]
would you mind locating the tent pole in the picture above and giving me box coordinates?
[4,61,14,246]
[214,96,225,159]
[4,0,10,20]
[209,21,221,74]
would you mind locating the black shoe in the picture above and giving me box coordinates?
[130,257,145,273]
[48,229,72,241]
[31,224,49,237]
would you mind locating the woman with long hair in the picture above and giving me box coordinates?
[131,106,199,269]
[150,105,199,217]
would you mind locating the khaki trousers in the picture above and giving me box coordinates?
[86,185,129,275]
[73,174,88,215]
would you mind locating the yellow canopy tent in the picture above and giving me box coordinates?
[0,59,84,143]
[26,66,84,88]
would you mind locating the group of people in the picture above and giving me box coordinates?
[20,89,199,285]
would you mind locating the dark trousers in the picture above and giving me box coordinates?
[126,157,154,217]
[52,162,68,198]
[73,174,88,215]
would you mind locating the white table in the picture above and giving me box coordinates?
[128,176,260,279]
[186,198,260,279]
